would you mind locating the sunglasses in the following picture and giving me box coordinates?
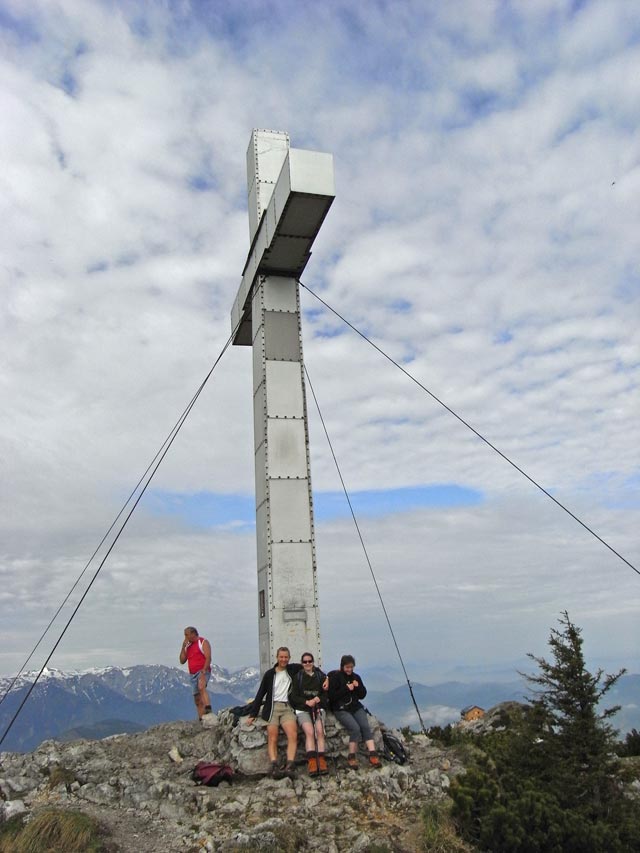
[302,658,314,664]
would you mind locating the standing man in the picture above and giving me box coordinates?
[179,626,213,720]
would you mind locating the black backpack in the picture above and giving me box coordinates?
[230,703,254,726]
[381,732,409,765]
[192,761,234,786]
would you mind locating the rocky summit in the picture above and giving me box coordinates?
[0,709,464,852]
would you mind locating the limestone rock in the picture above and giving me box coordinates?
[1,799,27,820]
[0,711,467,851]
[167,746,183,764]
[200,712,218,729]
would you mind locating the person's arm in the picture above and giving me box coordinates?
[179,638,189,664]
[328,671,351,706]
[246,671,269,723]
[353,672,367,700]
[289,672,306,711]
[316,669,329,708]
[196,639,211,691]
[201,639,212,671]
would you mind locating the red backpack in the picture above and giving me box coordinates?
[191,761,234,787]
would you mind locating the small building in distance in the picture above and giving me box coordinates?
[460,705,485,723]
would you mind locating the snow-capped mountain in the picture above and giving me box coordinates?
[0,664,260,753]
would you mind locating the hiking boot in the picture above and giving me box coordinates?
[347,754,358,770]
[307,754,319,776]
[269,761,282,779]
[369,751,381,768]
[283,761,296,778]
[317,754,329,775]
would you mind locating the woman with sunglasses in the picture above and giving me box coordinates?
[328,654,381,768]
[290,652,329,776]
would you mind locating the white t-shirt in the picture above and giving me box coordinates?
[273,669,291,702]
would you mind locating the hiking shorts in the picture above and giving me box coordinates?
[269,701,296,727]
[190,669,211,695]
[296,708,325,727]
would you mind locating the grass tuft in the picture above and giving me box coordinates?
[421,802,474,853]
[0,809,107,853]
[47,767,76,789]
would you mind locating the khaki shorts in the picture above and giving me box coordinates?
[296,708,324,727]
[269,701,296,727]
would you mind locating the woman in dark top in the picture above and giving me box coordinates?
[246,646,301,778]
[289,652,329,776]
[328,654,380,768]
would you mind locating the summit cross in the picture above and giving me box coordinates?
[231,130,335,673]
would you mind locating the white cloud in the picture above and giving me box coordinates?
[1,0,638,687]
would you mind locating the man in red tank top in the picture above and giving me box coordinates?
[179,626,212,720]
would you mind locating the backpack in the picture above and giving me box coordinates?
[191,761,234,787]
[230,703,254,726]
[381,732,409,765]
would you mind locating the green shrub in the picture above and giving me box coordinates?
[617,728,640,757]
[427,724,455,745]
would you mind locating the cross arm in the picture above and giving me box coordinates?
[231,147,335,345]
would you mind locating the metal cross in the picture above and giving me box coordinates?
[231,129,335,672]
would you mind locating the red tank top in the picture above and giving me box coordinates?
[186,637,211,674]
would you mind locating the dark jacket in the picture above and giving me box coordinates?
[328,669,367,713]
[247,663,302,722]
[289,667,328,712]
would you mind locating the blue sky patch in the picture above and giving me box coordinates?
[60,70,78,97]
[315,484,483,520]
[0,7,40,44]
[495,329,513,344]
[188,173,217,192]
[146,490,255,529]
[311,324,345,339]
[146,483,483,529]
[87,261,109,274]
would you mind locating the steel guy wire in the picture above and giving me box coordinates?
[304,363,429,737]
[0,332,234,746]
[299,280,638,579]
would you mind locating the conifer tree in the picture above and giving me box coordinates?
[450,612,640,852]
[522,610,625,814]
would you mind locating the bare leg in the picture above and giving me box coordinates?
[281,719,299,762]
[193,694,205,719]
[315,718,326,752]
[199,684,211,713]
[302,721,315,752]
[267,725,279,762]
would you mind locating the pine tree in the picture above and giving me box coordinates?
[522,610,625,815]
[450,612,640,852]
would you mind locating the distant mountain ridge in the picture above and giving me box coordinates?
[1,665,637,753]
[368,672,640,735]
[0,664,260,753]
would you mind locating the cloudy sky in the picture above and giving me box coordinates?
[1,0,638,688]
